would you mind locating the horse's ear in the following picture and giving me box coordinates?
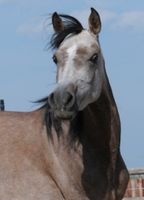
[89,8,101,35]
[52,12,64,32]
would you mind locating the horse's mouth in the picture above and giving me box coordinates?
[48,90,78,120]
[54,109,77,120]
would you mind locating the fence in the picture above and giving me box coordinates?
[124,169,144,199]
[0,99,5,111]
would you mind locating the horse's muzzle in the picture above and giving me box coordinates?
[48,87,77,120]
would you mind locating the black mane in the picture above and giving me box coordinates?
[36,96,83,141]
[50,14,83,49]
[36,97,62,137]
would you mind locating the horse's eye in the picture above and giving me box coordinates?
[52,55,58,64]
[89,53,98,63]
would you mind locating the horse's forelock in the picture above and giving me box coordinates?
[50,14,83,49]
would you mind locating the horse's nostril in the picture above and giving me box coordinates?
[48,90,75,110]
[63,92,75,107]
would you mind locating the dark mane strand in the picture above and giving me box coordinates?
[70,111,83,143]
[50,14,83,49]
[36,97,62,137]
[45,109,62,138]
[35,97,49,109]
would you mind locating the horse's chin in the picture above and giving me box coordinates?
[54,110,77,120]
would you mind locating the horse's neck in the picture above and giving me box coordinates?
[43,94,114,199]
[81,91,111,149]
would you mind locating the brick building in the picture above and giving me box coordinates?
[124,169,144,200]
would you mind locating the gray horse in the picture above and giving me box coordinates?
[0,8,129,200]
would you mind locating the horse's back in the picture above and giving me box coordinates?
[0,111,42,155]
[0,111,64,200]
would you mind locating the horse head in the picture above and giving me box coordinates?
[49,8,104,119]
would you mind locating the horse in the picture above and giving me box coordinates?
[0,8,129,200]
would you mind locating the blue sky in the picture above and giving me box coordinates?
[0,0,144,169]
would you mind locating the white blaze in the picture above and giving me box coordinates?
[58,45,77,84]
[57,30,99,85]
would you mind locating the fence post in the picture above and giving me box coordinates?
[0,99,5,111]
